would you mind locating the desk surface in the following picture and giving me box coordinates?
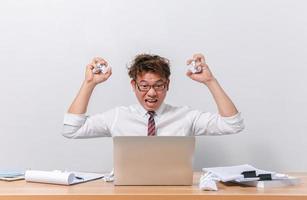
[1,172,307,200]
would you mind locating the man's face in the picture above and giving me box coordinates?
[131,72,169,111]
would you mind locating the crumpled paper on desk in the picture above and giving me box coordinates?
[199,172,220,191]
[102,169,114,182]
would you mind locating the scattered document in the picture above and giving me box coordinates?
[25,170,104,185]
[236,177,301,188]
[203,164,276,182]
[200,164,301,191]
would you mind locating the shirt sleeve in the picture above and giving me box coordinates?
[62,108,116,138]
[191,111,245,136]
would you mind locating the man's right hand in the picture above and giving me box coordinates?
[85,57,112,85]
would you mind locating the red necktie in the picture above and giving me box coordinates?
[147,111,156,136]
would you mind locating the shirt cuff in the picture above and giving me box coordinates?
[220,112,245,132]
[63,113,87,127]
[220,112,242,122]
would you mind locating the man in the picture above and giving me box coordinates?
[63,53,244,138]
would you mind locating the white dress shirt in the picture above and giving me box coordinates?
[62,103,244,138]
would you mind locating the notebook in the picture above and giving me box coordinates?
[0,171,24,181]
[25,170,104,185]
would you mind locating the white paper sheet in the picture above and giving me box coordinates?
[202,164,275,182]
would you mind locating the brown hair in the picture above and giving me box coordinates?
[128,54,171,80]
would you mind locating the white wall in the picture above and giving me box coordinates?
[1,0,306,172]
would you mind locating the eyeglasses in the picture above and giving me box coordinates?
[135,81,167,92]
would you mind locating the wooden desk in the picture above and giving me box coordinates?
[1,172,306,200]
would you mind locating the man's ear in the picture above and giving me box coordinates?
[166,79,170,91]
[131,79,136,92]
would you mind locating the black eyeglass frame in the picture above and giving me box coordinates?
[135,81,168,92]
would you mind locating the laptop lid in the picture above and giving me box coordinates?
[113,136,195,185]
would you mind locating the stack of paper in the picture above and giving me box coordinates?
[203,164,276,182]
[236,176,301,188]
[200,164,301,190]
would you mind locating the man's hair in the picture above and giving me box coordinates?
[128,54,171,80]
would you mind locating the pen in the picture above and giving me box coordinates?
[75,176,84,180]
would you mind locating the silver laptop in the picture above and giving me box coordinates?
[113,136,195,185]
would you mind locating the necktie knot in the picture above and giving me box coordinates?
[147,111,155,117]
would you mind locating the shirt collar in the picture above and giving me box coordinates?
[135,103,166,118]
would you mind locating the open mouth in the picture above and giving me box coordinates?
[145,99,158,103]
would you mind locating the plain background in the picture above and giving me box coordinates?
[0,0,306,173]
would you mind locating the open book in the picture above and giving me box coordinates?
[25,170,104,185]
